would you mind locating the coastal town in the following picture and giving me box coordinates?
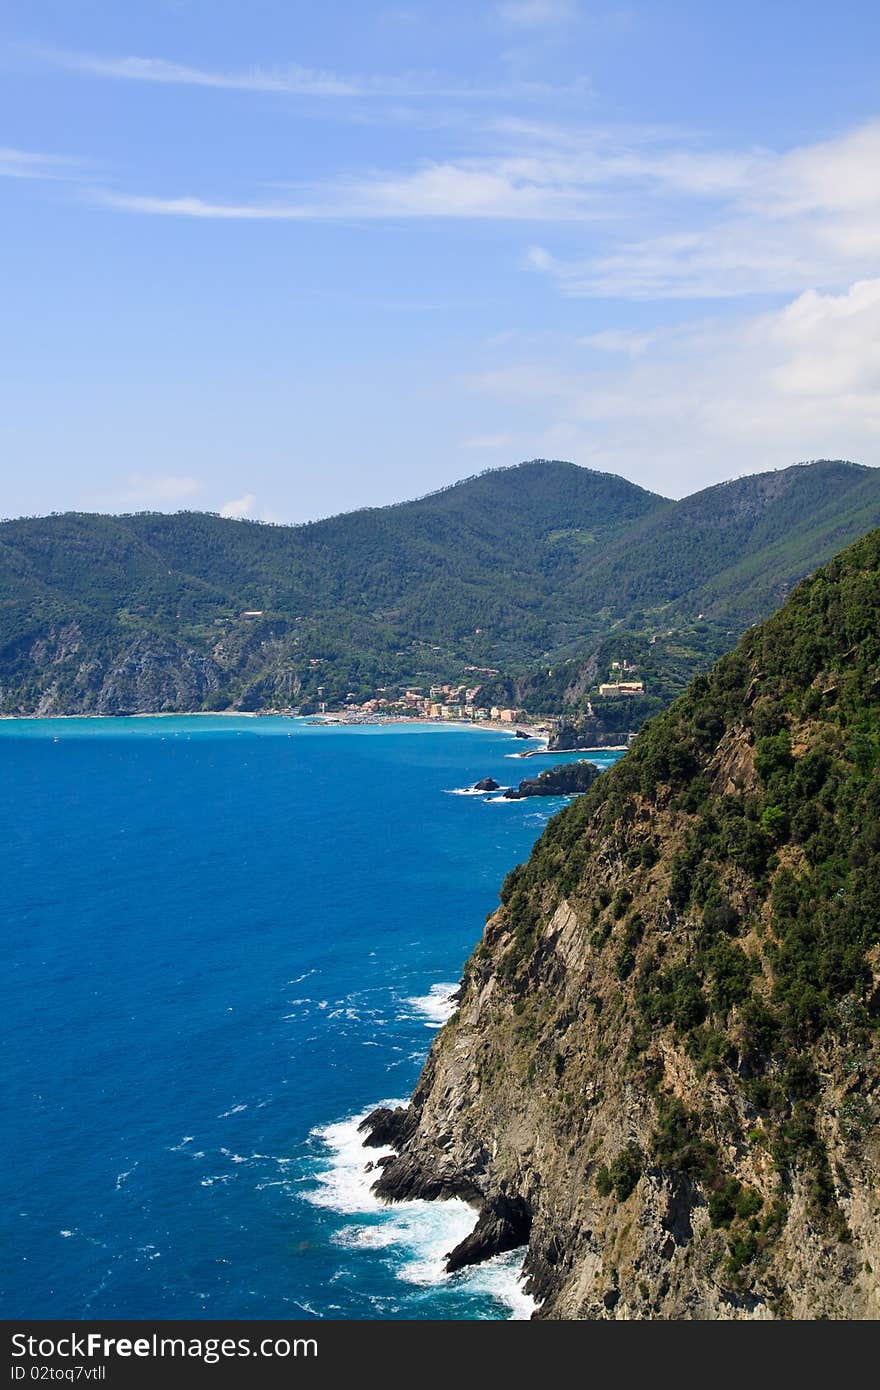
[308,681,532,728]
[303,657,646,735]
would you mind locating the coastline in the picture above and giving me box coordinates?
[0,709,263,721]
[516,743,627,757]
[0,708,551,740]
[313,712,549,738]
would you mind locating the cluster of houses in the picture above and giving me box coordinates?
[340,682,523,724]
[330,657,644,724]
[597,658,645,699]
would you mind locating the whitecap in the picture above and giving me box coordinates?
[304,1105,535,1320]
[458,1252,538,1320]
[218,1103,248,1118]
[114,1164,137,1190]
[444,786,508,796]
[404,982,459,1028]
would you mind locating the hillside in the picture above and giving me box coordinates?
[568,459,879,624]
[1,458,879,716]
[0,461,659,715]
[363,528,880,1318]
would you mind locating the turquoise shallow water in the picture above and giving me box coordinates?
[0,716,621,1320]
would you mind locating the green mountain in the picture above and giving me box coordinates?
[364,525,880,1319]
[1,458,879,716]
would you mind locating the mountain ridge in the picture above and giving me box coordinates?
[1,458,879,716]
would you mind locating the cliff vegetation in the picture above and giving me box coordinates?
[364,527,880,1318]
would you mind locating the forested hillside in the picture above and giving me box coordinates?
[365,525,880,1318]
[1,458,879,716]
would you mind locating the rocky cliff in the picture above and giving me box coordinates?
[362,529,880,1319]
[0,622,225,715]
[548,717,631,751]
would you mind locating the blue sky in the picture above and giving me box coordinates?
[2,1,880,522]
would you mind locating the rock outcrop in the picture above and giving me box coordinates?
[502,760,599,799]
[362,529,880,1319]
[548,717,629,751]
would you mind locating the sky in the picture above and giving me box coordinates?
[2,0,880,523]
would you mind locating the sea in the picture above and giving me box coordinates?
[0,716,622,1321]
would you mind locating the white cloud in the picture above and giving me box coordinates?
[93,192,315,220]
[467,278,880,495]
[523,121,880,299]
[219,493,256,519]
[758,120,880,216]
[93,158,604,221]
[13,46,880,313]
[81,116,879,276]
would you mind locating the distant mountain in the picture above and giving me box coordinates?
[0,458,878,716]
[569,459,880,624]
[481,460,880,724]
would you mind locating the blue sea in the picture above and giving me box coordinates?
[0,716,621,1321]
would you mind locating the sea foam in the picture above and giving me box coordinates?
[305,1106,535,1320]
[405,981,459,1027]
[444,786,508,796]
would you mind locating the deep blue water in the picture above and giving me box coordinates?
[1,717,621,1320]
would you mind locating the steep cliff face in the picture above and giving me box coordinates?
[0,623,224,715]
[548,717,632,751]
[364,530,880,1319]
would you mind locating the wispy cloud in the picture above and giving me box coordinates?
[41,47,367,97]
[0,146,78,179]
[33,44,563,104]
[92,157,606,221]
[11,44,880,312]
[83,116,880,285]
[525,121,880,298]
[467,278,880,494]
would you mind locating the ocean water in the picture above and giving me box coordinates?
[0,716,621,1321]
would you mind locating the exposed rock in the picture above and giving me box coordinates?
[473,777,501,792]
[364,532,880,1319]
[445,1193,532,1273]
[358,1105,413,1150]
[503,760,599,799]
[548,717,629,752]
